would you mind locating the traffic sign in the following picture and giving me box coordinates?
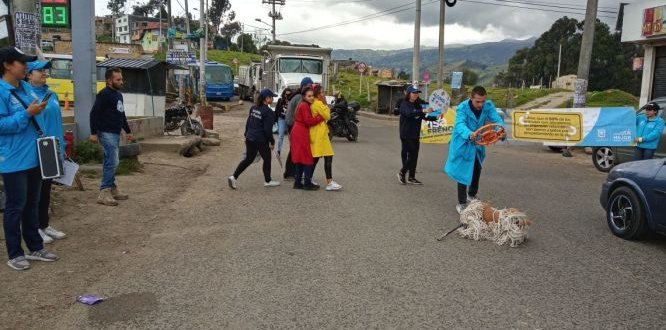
[451,71,463,89]
[357,62,367,74]
[423,70,431,84]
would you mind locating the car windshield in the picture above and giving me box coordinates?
[48,59,72,79]
[279,59,323,74]
[206,66,233,84]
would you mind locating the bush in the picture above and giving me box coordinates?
[115,158,142,176]
[72,140,103,164]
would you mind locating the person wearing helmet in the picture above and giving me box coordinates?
[634,102,665,160]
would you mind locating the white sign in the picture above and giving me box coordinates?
[111,47,130,54]
[167,50,197,65]
[428,89,451,112]
[451,71,463,89]
[14,11,40,55]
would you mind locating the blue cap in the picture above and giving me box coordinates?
[27,60,51,72]
[259,88,278,98]
[406,84,421,94]
[300,77,313,87]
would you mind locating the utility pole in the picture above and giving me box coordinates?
[412,0,421,83]
[199,0,206,106]
[437,0,445,89]
[573,0,598,108]
[167,0,173,50]
[71,0,96,140]
[263,0,284,43]
[556,43,562,80]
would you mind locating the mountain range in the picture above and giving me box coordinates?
[331,38,536,84]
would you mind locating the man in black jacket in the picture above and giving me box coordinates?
[90,67,133,206]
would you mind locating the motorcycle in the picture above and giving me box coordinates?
[164,103,205,136]
[328,97,360,142]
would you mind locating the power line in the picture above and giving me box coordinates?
[488,0,616,14]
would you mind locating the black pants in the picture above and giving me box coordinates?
[233,140,272,182]
[284,125,295,178]
[38,179,52,229]
[457,158,482,204]
[313,156,333,180]
[400,138,420,179]
[634,147,656,160]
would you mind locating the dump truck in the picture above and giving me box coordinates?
[262,45,333,101]
[237,62,263,101]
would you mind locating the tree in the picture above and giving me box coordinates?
[462,68,479,85]
[132,0,162,17]
[397,71,409,80]
[220,21,241,49]
[107,0,127,16]
[236,33,258,53]
[208,0,232,37]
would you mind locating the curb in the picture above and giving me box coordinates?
[357,110,400,122]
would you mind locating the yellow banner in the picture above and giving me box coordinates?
[420,108,456,144]
[512,111,583,142]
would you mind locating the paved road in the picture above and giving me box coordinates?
[52,110,666,329]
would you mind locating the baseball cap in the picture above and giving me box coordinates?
[27,60,52,72]
[259,88,278,98]
[645,102,660,111]
[406,84,422,94]
[0,46,37,64]
[300,77,313,87]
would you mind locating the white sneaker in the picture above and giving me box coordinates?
[264,181,280,187]
[227,176,238,190]
[456,203,468,215]
[44,226,66,240]
[325,181,342,191]
[38,229,54,244]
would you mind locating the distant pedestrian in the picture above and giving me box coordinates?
[89,67,133,206]
[397,84,434,186]
[283,77,314,180]
[27,59,67,243]
[290,86,323,190]
[310,84,342,191]
[274,88,292,156]
[445,86,505,214]
[228,88,281,189]
[0,46,59,271]
[634,102,664,160]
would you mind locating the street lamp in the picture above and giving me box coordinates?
[255,18,275,42]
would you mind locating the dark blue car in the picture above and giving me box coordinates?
[600,159,666,239]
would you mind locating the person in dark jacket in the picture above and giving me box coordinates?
[274,88,292,156]
[89,67,133,206]
[228,88,280,189]
[398,84,434,185]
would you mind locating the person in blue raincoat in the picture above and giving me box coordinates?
[445,86,505,214]
[634,102,664,160]
[27,59,67,244]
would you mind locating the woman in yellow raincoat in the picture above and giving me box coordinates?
[310,84,342,191]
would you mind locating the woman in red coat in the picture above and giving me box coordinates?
[290,86,323,190]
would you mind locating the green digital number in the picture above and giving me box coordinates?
[55,6,67,25]
[42,6,54,24]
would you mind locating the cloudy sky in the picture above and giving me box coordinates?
[94,0,631,50]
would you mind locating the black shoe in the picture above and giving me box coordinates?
[303,184,320,191]
[293,183,304,189]
[397,171,406,184]
[407,178,423,185]
[284,175,295,181]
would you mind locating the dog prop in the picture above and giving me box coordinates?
[455,201,532,247]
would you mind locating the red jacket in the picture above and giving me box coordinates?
[289,101,322,165]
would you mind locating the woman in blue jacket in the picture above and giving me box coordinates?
[27,60,67,244]
[0,47,59,271]
[398,84,434,185]
[634,102,664,160]
[444,86,505,214]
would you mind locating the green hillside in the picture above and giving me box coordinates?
[557,89,639,108]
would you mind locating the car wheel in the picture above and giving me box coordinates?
[606,186,648,240]
[548,146,563,152]
[593,147,615,172]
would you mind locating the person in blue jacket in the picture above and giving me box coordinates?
[0,47,59,271]
[634,102,664,160]
[445,86,505,214]
[228,88,281,190]
[27,59,67,244]
[398,84,434,185]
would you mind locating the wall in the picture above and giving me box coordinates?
[64,117,163,143]
[124,94,166,118]
[54,40,143,58]
[622,0,666,44]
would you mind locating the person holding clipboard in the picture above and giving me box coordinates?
[0,47,60,271]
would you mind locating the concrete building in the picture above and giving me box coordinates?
[132,22,166,53]
[552,74,577,90]
[115,15,162,44]
[95,16,114,37]
[622,0,666,104]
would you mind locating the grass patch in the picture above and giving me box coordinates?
[557,89,639,108]
[72,140,102,164]
[80,169,100,179]
[207,50,262,75]
[115,158,143,176]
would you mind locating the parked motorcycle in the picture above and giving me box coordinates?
[164,103,205,136]
[328,97,360,142]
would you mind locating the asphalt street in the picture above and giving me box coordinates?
[52,110,666,329]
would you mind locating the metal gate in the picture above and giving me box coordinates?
[653,46,666,99]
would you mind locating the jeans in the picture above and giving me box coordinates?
[400,138,420,179]
[2,167,44,259]
[39,179,53,229]
[277,118,287,155]
[99,132,120,190]
[294,164,314,186]
[233,140,272,182]
[313,156,333,180]
[457,158,482,204]
[634,147,656,161]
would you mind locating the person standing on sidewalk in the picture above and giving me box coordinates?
[26,59,66,243]
[89,67,133,206]
[0,47,59,270]
[310,84,342,191]
[290,86,323,190]
[283,77,313,180]
[445,86,505,214]
[398,84,434,185]
[274,88,292,156]
[634,102,664,160]
[228,88,281,189]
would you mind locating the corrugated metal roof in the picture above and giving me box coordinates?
[97,58,159,69]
